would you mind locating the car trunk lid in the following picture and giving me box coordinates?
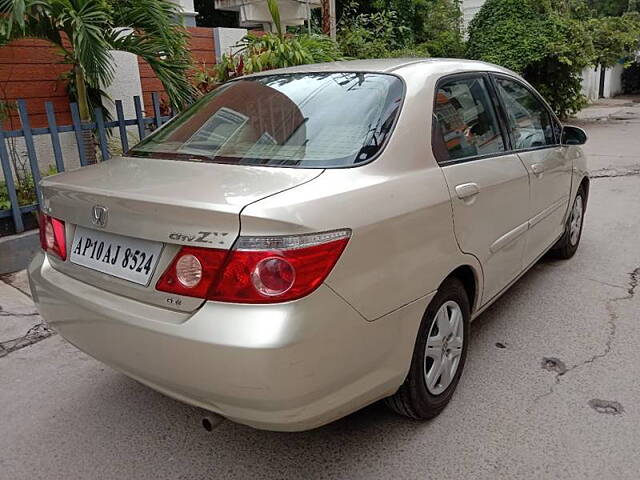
[41,156,323,312]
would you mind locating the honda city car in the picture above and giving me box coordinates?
[29,58,589,431]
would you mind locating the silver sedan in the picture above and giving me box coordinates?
[28,58,589,431]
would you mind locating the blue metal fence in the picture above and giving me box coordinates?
[0,92,172,234]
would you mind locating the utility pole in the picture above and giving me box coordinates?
[321,0,336,40]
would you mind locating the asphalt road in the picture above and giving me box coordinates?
[1,106,640,479]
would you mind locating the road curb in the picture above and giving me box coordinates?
[0,231,39,274]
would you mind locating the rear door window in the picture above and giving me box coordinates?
[494,77,555,150]
[432,76,506,163]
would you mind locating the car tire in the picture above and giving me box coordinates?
[385,277,470,420]
[550,186,586,260]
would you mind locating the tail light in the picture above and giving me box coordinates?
[155,247,227,299]
[39,213,67,261]
[156,229,351,304]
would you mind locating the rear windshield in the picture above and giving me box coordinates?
[129,72,404,168]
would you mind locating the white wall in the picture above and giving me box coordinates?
[104,51,143,118]
[580,64,625,101]
[214,27,248,60]
[606,63,624,98]
[168,0,197,26]
[0,132,82,183]
[103,49,144,154]
[581,66,601,102]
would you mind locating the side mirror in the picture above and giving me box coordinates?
[562,125,588,146]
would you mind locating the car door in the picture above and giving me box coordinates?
[433,73,530,305]
[491,75,573,267]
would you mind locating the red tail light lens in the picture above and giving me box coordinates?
[156,229,351,304]
[251,257,295,297]
[39,214,67,260]
[211,233,350,303]
[156,247,227,299]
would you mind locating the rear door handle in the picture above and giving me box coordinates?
[455,182,480,200]
[531,163,545,176]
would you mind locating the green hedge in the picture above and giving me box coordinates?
[467,0,594,118]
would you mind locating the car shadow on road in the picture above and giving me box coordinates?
[69,367,436,477]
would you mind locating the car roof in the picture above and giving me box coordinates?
[245,58,517,77]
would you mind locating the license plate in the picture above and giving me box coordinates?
[70,227,163,285]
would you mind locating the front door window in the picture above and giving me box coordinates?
[494,78,555,150]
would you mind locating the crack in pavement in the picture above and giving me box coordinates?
[0,309,40,318]
[590,168,640,179]
[534,267,640,402]
[586,277,628,291]
[0,322,55,358]
[0,277,53,356]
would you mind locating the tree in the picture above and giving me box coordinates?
[337,1,410,58]
[466,0,595,118]
[0,0,197,127]
[586,0,639,16]
[467,0,640,117]
[414,0,464,58]
[588,13,640,69]
[337,0,464,59]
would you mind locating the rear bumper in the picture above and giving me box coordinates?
[28,252,430,431]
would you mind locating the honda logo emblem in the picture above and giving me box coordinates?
[91,205,108,228]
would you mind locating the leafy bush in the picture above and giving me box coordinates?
[467,0,595,118]
[216,33,342,82]
[0,178,34,211]
[192,63,220,95]
[467,0,640,117]
[587,0,639,16]
[588,13,640,69]
[0,165,57,211]
[215,0,342,82]
[411,0,465,58]
[337,2,409,59]
[387,43,432,58]
[337,0,464,59]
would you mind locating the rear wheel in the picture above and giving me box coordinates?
[551,186,586,260]
[386,277,470,420]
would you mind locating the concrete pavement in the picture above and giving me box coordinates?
[572,97,640,179]
[1,103,640,479]
[0,272,53,358]
[572,96,639,123]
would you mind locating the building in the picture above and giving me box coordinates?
[169,0,323,30]
[169,0,199,26]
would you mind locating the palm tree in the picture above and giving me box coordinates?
[0,0,197,159]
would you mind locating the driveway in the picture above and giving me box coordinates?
[1,104,640,479]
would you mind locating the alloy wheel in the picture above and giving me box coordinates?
[424,301,464,395]
[569,195,584,247]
